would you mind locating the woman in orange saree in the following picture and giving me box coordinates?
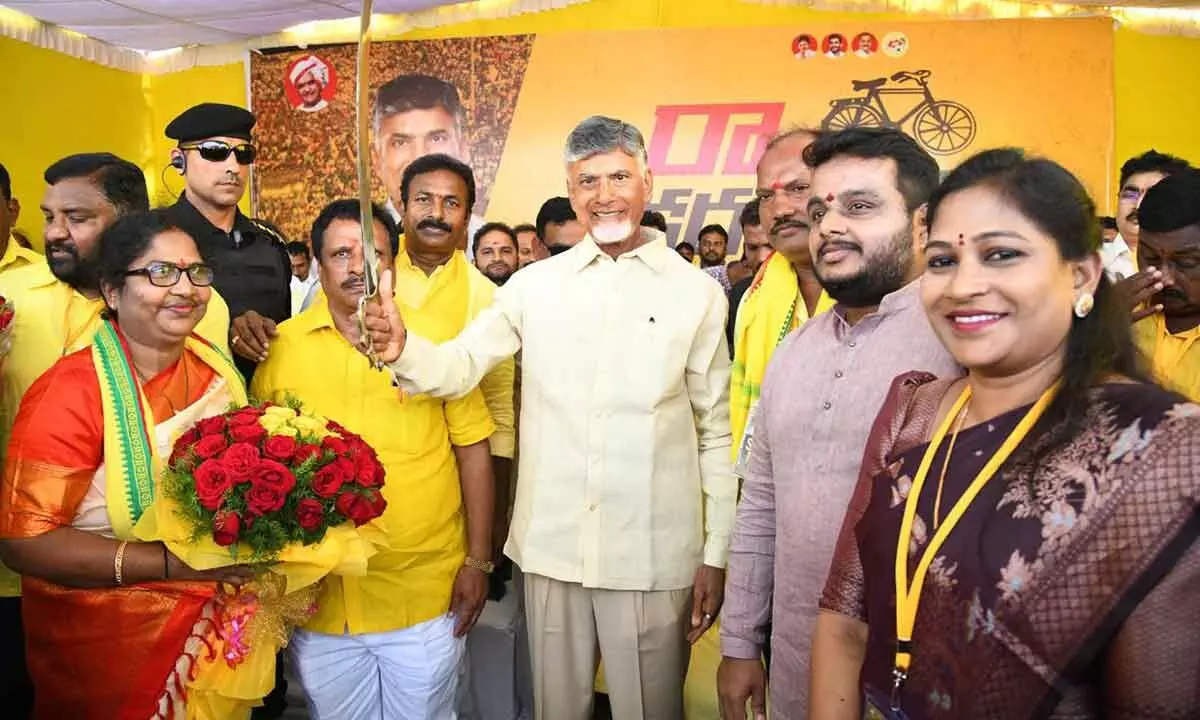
[0,209,253,719]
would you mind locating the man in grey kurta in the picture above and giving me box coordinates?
[718,128,959,719]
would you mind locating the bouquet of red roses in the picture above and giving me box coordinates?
[163,402,386,558]
[135,402,389,718]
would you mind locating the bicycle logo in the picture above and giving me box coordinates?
[820,70,977,156]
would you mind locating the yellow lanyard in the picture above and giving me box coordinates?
[890,381,1060,709]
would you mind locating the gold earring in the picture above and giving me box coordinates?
[1073,292,1094,319]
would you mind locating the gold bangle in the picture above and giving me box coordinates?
[464,556,494,574]
[114,540,129,586]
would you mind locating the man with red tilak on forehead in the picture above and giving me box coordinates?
[718,128,958,720]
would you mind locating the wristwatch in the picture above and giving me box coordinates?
[464,556,495,574]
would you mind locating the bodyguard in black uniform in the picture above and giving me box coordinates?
[161,103,291,383]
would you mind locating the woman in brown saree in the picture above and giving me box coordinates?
[811,149,1200,719]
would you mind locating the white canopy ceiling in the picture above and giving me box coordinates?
[2,0,468,50]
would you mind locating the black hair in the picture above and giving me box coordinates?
[928,148,1152,463]
[804,128,940,212]
[739,199,761,229]
[641,210,668,233]
[1137,169,1200,234]
[513,223,538,236]
[399,153,476,213]
[285,241,311,259]
[1118,150,1191,189]
[44,153,149,216]
[473,221,518,255]
[96,209,193,314]
[309,199,401,261]
[0,161,10,201]
[373,74,465,132]
[1098,216,1118,231]
[535,197,577,241]
[698,223,729,241]
[675,242,695,258]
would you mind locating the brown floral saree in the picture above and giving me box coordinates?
[820,373,1200,718]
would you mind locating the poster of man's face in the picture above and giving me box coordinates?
[370,75,471,213]
[285,55,335,112]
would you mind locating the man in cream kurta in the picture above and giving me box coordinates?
[367,116,736,720]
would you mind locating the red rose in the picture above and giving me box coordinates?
[228,407,264,426]
[197,416,227,437]
[212,510,241,546]
[322,436,350,455]
[353,453,383,488]
[295,498,325,532]
[327,421,349,436]
[169,428,202,465]
[263,435,298,462]
[252,460,296,495]
[194,460,233,511]
[221,443,262,483]
[335,491,376,526]
[294,444,322,466]
[364,489,387,519]
[245,484,286,516]
[311,458,354,498]
[229,422,267,445]
[193,434,229,460]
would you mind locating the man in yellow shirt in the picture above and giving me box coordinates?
[252,198,495,719]
[1131,168,1200,401]
[0,152,230,717]
[0,163,40,274]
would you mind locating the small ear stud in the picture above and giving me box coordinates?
[1073,292,1094,319]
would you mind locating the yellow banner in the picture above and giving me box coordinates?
[251,18,1113,253]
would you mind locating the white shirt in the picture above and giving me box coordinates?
[1100,233,1137,282]
[290,263,320,316]
[388,230,736,591]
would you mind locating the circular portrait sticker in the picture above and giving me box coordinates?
[792,33,818,59]
[882,32,910,58]
[852,32,879,58]
[823,34,848,58]
[284,54,337,113]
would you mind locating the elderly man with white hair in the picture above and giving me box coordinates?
[358,115,737,720]
[290,55,330,112]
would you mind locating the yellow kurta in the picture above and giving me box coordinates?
[0,262,231,596]
[0,237,39,274]
[1134,313,1200,401]
[251,299,494,634]
[393,249,516,459]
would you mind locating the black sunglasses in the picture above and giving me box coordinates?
[180,141,256,165]
[124,261,215,288]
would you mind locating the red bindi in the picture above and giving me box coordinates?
[770,181,787,190]
[825,193,835,202]
[956,233,965,247]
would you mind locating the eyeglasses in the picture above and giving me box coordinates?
[179,141,256,165]
[124,261,215,287]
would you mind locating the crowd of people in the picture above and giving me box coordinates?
[0,82,1196,720]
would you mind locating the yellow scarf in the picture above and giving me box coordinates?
[93,320,247,538]
[730,252,834,453]
[393,249,475,342]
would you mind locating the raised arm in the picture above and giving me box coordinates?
[366,269,523,400]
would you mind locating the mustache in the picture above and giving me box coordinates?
[340,273,365,290]
[45,239,80,257]
[417,218,453,234]
[771,216,809,234]
[817,238,862,255]
[1160,288,1189,302]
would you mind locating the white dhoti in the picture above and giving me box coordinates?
[291,614,465,719]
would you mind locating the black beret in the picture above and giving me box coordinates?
[165,103,256,143]
[1139,168,1200,234]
